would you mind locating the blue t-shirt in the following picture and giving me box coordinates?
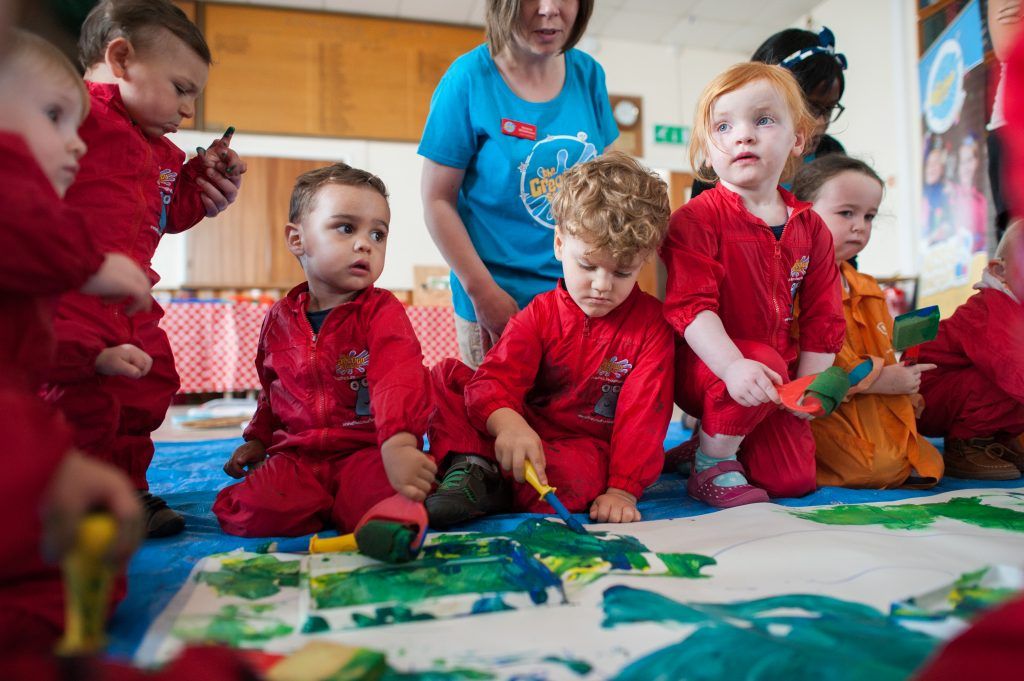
[418,44,619,322]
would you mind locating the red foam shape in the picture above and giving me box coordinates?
[777,375,825,417]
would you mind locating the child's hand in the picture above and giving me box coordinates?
[80,253,152,315]
[723,358,782,407]
[494,422,546,484]
[195,127,246,218]
[42,452,143,564]
[870,363,937,395]
[223,440,268,479]
[381,433,437,501]
[590,488,640,523]
[95,344,152,378]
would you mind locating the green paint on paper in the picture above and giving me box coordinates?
[196,554,300,599]
[602,585,938,681]
[892,567,1019,621]
[301,615,329,633]
[423,519,714,586]
[791,496,1024,532]
[352,606,436,627]
[657,552,717,578]
[327,649,388,681]
[311,535,562,610]
[380,668,494,680]
[542,656,593,675]
[470,595,515,614]
[172,604,293,647]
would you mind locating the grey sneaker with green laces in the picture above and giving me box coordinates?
[425,453,512,528]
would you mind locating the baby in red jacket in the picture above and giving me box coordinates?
[214,164,436,538]
[426,151,675,527]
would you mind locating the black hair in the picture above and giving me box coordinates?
[752,28,845,99]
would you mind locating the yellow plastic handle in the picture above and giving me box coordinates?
[309,532,358,554]
[523,460,555,500]
[57,514,117,656]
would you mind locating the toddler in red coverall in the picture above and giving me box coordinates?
[42,0,246,538]
[426,151,675,528]
[214,164,436,538]
[0,29,150,653]
[916,221,1024,479]
[661,62,845,508]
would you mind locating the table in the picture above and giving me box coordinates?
[161,300,460,394]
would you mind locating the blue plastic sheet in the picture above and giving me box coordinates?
[107,423,1023,660]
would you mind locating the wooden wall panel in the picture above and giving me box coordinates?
[200,4,483,140]
[185,156,327,288]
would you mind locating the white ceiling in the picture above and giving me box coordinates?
[218,0,822,53]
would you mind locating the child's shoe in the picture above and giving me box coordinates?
[425,454,511,528]
[993,435,1024,473]
[943,438,1021,480]
[664,435,698,475]
[687,458,769,508]
[140,491,185,538]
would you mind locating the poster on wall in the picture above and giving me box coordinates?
[918,0,990,298]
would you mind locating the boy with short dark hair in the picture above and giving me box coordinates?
[43,0,245,537]
[213,163,436,538]
[426,151,675,527]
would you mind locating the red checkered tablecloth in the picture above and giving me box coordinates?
[160,301,271,394]
[161,301,459,394]
[406,305,459,367]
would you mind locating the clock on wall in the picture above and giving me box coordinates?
[609,94,643,158]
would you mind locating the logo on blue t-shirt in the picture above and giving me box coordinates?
[518,132,598,229]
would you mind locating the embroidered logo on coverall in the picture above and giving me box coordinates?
[581,356,633,423]
[155,168,177,234]
[335,350,372,424]
[787,255,810,321]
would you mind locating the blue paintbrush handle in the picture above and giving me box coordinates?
[543,490,588,534]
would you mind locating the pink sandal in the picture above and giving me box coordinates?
[687,459,769,508]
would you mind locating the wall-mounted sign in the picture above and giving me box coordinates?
[654,125,689,145]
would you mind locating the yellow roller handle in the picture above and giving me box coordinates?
[57,514,117,656]
[523,460,555,500]
[308,532,359,554]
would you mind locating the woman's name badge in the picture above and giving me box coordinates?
[501,118,537,140]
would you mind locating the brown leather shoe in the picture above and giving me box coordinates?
[993,434,1024,472]
[943,437,1021,480]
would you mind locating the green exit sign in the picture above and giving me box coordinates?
[654,125,689,145]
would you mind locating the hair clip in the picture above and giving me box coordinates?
[779,25,848,71]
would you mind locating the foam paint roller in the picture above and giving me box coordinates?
[260,493,428,563]
[893,305,940,365]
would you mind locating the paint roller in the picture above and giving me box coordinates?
[261,493,428,563]
[892,305,940,365]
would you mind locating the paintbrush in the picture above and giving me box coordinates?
[523,460,588,534]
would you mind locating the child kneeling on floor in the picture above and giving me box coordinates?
[916,220,1024,480]
[793,155,944,488]
[214,163,436,537]
[426,151,675,527]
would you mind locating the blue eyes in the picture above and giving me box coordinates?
[715,116,775,132]
[757,116,774,126]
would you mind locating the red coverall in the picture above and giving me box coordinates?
[429,283,674,512]
[0,134,105,651]
[213,284,432,537]
[917,287,1024,440]
[44,83,208,489]
[661,183,845,497]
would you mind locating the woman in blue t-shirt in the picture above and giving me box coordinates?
[418,0,618,368]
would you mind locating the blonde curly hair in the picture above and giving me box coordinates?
[552,151,670,264]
